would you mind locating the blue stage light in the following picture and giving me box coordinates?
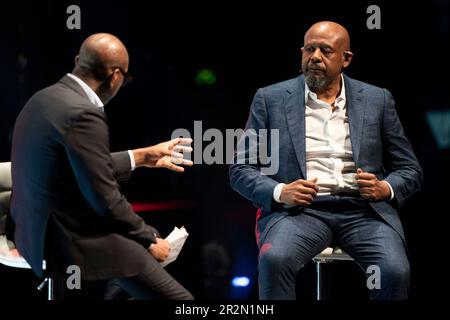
[232,276,250,287]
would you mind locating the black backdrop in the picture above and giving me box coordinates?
[0,0,449,300]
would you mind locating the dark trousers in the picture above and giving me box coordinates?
[104,254,194,300]
[258,195,410,300]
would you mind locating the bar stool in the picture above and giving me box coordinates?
[0,235,55,299]
[0,161,55,300]
[313,247,354,300]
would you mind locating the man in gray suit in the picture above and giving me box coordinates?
[11,33,193,299]
[229,21,422,299]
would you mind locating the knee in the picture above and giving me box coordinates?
[259,249,293,272]
[381,261,410,286]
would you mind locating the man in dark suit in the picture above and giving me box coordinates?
[229,21,422,299]
[10,33,194,299]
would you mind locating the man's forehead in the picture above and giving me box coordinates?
[304,32,340,46]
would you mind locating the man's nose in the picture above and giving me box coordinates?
[311,48,322,62]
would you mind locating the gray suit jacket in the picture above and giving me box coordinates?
[11,75,158,280]
[229,74,422,245]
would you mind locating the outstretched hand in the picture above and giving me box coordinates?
[132,138,193,172]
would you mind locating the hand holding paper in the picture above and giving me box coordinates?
[160,226,189,267]
[149,238,170,262]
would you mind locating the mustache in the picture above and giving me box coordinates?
[306,66,325,72]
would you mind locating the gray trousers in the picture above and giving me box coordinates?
[258,195,410,300]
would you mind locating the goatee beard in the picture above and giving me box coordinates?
[304,73,330,91]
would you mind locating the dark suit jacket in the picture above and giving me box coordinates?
[11,75,159,280]
[229,74,422,246]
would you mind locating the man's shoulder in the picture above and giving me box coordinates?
[262,76,300,90]
[34,77,84,102]
[344,75,387,96]
[259,76,301,96]
[19,79,104,133]
[29,77,96,114]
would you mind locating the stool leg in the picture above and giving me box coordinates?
[316,261,322,300]
[47,278,54,300]
[37,277,63,300]
[37,278,48,292]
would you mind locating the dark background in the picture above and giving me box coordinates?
[0,0,449,300]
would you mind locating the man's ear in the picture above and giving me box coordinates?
[343,51,353,68]
[74,55,79,65]
[107,70,120,88]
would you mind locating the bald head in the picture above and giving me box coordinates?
[301,21,353,94]
[75,33,129,78]
[305,21,350,51]
[73,33,130,104]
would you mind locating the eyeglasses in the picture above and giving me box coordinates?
[112,66,133,87]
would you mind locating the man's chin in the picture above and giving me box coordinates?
[305,74,328,90]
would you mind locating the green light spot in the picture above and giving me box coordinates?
[195,69,216,85]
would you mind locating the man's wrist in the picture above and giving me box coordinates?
[128,150,136,171]
[131,148,146,168]
[273,183,285,203]
[381,180,395,201]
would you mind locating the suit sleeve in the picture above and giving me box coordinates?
[381,89,423,207]
[229,88,280,213]
[110,151,132,182]
[64,109,158,247]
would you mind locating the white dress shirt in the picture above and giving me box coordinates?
[304,75,357,195]
[66,73,136,170]
[273,75,393,202]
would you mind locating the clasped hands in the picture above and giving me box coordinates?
[280,168,391,206]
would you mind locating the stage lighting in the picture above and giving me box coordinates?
[231,276,250,287]
[195,69,216,85]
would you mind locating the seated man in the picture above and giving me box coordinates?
[229,21,422,300]
[10,33,193,300]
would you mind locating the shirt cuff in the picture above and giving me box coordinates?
[383,180,395,201]
[273,183,285,203]
[127,150,136,171]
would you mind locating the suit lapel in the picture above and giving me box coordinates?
[284,76,307,178]
[344,75,366,166]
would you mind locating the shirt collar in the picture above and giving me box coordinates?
[66,73,104,109]
[305,74,346,110]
